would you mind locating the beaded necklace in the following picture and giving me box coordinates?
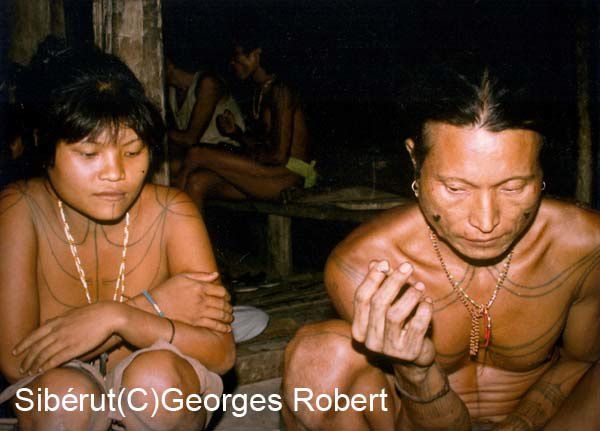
[428,227,513,356]
[252,76,276,120]
[57,200,130,304]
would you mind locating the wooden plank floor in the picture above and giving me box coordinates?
[231,273,337,385]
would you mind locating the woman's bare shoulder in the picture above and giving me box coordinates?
[0,178,49,219]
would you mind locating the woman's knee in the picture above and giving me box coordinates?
[122,349,200,395]
[16,367,107,430]
[120,350,207,430]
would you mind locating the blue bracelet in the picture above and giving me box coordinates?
[142,290,165,317]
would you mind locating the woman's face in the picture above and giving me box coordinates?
[48,126,150,222]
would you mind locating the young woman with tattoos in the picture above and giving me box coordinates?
[282,64,600,430]
[0,42,235,430]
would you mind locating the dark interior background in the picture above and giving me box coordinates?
[1,0,598,275]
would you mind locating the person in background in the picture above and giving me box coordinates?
[176,32,316,206]
[166,57,245,182]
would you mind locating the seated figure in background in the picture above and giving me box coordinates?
[177,32,316,206]
[0,41,235,430]
[282,63,600,430]
[166,57,245,183]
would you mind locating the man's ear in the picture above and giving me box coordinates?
[405,138,417,169]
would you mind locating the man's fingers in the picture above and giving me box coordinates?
[352,260,389,342]
[364,263,414,352]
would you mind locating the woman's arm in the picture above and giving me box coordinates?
[0,184,40,383]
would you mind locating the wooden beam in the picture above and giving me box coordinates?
[575,11,593,204]
[93,0,169,185]
[8,0,65,65]
[267,214,292,278]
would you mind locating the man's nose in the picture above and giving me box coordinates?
[468,191,499,233]
[99,153,125,181]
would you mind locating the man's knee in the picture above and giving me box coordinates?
[284,320,368,395]
[17,367,107,431]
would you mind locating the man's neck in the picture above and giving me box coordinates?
[252,67,273,86]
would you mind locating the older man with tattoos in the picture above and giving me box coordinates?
[282,63,600,430]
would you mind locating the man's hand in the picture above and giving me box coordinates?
[352,260,435,370]
[216,109,241,137]
[13,302,120,375]
[151,272,233,333]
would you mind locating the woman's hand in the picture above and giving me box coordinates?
[151,272,233,333]
[13,302,121,375]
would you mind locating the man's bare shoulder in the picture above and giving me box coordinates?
[540,197,600,251]
[330,203,424,272]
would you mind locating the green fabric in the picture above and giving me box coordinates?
[286,157,317,188]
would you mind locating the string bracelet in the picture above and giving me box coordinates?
[395,372,450,403]
[166,318,176,344]
[142,290,164,317]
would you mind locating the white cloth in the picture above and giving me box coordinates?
[168,72,245,146]
[231,305,269,343]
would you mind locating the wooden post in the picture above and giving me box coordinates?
[575,11,593,204]
[267,214,292,278]
[93,0,169,185]
[7,0,65,65]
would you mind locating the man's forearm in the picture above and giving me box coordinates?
[496,358,592,430]
[395,362,471,431]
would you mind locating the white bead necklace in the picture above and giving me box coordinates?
[57,200,130,304]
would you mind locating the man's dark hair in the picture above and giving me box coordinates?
[400,60,553,177]
[22,37,165,174]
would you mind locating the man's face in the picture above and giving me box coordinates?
[48,126,150,222]
[415,122,543,261]
[230,46,258,81]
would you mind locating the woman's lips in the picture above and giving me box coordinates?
[93,191,126,201]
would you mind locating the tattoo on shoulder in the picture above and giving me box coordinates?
[152,186,202,220]
[329,252,365,285]
[0,181,31,216]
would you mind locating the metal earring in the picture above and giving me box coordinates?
[541,181,546,191]
[411,180,419,198]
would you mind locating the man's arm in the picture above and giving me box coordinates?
[261,83,299,165]
[496,271,600,430]
[168,75,222,146]
[325,249,471,431]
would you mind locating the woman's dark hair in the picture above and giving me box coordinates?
[399,60,554,177]
[22,37,165,174]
